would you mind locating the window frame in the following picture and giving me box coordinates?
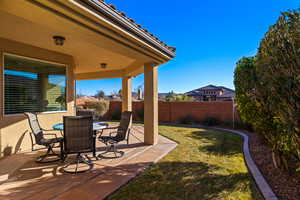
[2,52,69,116]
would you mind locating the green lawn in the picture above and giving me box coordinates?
[108,125,263,200]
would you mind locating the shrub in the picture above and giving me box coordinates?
[84,99,109,118]
[234,9,300,170]
[111,108,121,120]
[234,57,258,125]
[222,121,253,131]
[178,115,197,124]
[235,122,253,131]
[174,94,194,102]
[165,91,194,102]
[202,117,220,126]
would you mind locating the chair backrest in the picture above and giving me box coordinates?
[24,112,44,144]
[76,109,97,120]
[115,111,132,142]
[63,116,93,154]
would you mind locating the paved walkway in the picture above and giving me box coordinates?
[0,126,177,200]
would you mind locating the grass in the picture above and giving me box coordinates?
[108,124,263,200]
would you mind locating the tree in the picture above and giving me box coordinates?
[255,9,300,169]
[165,91,194,102]
[55,95,66,109]
[95,90,105,99]
[234,9,300,170]
[175,94,194,102]
[234,57,258,125]
[165,91,176,102]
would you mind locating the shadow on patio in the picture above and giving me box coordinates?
[0,126,177,200]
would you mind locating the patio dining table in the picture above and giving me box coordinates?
[53,121,109,158]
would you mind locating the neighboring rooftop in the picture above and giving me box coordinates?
[187,85,234,93]
[186,84,235,100]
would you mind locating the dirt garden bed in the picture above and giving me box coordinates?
[244,131,300,200]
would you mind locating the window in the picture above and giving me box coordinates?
[4,54,66,114]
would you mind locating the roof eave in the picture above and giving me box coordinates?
[81,0,176,59]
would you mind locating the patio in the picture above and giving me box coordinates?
[0,126,177,200]
[0,1,177,199]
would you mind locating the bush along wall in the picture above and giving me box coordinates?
[234,9,300,171]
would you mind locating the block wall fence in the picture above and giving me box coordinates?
[105,101,240,123]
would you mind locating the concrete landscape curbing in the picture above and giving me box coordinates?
[156,123,278,199]
[211,127,278,200]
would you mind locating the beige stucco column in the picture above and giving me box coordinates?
[38,73,49,111]
[122,76,132,112]
[144,63,158,145]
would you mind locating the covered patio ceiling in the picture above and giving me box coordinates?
[0,0,175,80]
[0,0,176,146]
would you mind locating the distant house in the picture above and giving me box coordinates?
[186,85,235,101]
[106,92,140,101]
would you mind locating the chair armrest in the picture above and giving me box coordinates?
[103,126,119,130]
[43,129,63,136]
[42,129,60,132]
[43,133,58,139]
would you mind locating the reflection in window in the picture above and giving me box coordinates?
[4,54,66,114]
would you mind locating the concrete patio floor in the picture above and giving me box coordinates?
[0,126,177,200]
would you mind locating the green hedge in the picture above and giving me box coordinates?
[234,9,300,170]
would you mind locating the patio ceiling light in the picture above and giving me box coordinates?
[100,63,107,69]
[53,36,65,46]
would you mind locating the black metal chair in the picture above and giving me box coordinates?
[62,116,94,173]
[98,111,132,158]
[24,112,63,163]
[76,109,97,120]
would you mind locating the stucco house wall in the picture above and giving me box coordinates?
[0,38,76,157]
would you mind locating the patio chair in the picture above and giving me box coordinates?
[76,109,97,120]
[24,112,63,163]
[62,116,94,173]
[98,111,132,158]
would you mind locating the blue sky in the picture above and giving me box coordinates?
[76,0,299,96]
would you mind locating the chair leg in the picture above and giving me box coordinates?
[83,155,93,165]
[75,154,80,174]
[60,141,65,161]
[113,145,117,157]
[98,143,124,159]
[50,144,56,154]
[62,153,93,174]
[36,144,62,163]
[36,147,51,163]
[127,128,131,145]
[113,143,124,158]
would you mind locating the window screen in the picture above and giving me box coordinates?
[4,54,67,114]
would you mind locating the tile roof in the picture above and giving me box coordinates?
[186,85,235,98]
[197,84,221,91]
[96,0,176,53]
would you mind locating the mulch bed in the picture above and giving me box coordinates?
[244,131,300,200]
